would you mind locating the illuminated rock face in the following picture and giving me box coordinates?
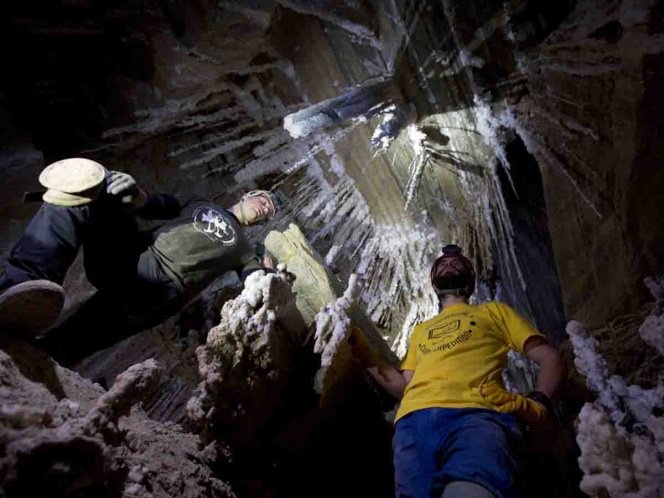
[265,224,342,325]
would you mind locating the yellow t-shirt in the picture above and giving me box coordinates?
[395,301,544,421]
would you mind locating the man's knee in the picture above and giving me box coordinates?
[441,481,494,498]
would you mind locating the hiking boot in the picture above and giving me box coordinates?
[0,280,65,337]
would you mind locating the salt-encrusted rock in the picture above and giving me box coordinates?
[644,277,664,316]
[187,271,307,444]
[568,318,664,498]
[312,274,362,398]
[0,341,235,498]
[577,402,664,498]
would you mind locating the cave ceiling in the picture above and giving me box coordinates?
[1,0,664,343]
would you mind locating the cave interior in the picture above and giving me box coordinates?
[0,1,663,497]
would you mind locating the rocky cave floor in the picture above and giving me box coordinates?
[0,271,661,498]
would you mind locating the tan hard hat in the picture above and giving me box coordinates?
[39,158,106,193]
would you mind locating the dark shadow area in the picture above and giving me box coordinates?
[0,1,157,159]
[486,137,586,498]
[211,347,396,498]
[629,53,664,280]
[4,436,127,498]
[492,136,567,344]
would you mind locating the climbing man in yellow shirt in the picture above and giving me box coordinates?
[355,244,564,498]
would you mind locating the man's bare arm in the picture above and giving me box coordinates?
[366,366,413,400]
[349,328,414,399]
[524,336,565,400]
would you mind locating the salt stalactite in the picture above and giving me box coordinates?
[392,296,438,359]
[469,96,529,292]
[296,160,372,255]
[567,317,664,498]
[231,133,307,182]
[370,104,416,153]
[355,223,440,330]
[312,274,363,394]
[404,124,430,209]
[279,112,441,338]
[187,271,307,445]
[473,96,513,174]
[370,105,397,152]
[284,131,440,336]
[283,76,399,139]
[179,128,283,171]
[279,121,365,178]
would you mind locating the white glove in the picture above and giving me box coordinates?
[107,171,138,195]
[106,171,147,208]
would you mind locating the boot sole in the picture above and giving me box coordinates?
[0,280,65,338]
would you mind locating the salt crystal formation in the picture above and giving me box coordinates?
[370,104,415,153]
[567,280,664,498]
[313,273,362,395]
[575,404,663,498]
[0,347,234,498]
[283,77,399,139]
[501,349,538,395]
[403,124,429,209]
[187,271,307,445]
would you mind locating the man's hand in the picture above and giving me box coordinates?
[524,336,564,400]
[106,171,148,209]
[480,380,548,426]
[348,328,412,400]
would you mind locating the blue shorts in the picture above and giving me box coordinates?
[393,408,522,498]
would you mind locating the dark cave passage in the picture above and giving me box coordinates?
[493,135,567,344]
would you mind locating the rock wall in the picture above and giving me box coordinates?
[496,0,664,327]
